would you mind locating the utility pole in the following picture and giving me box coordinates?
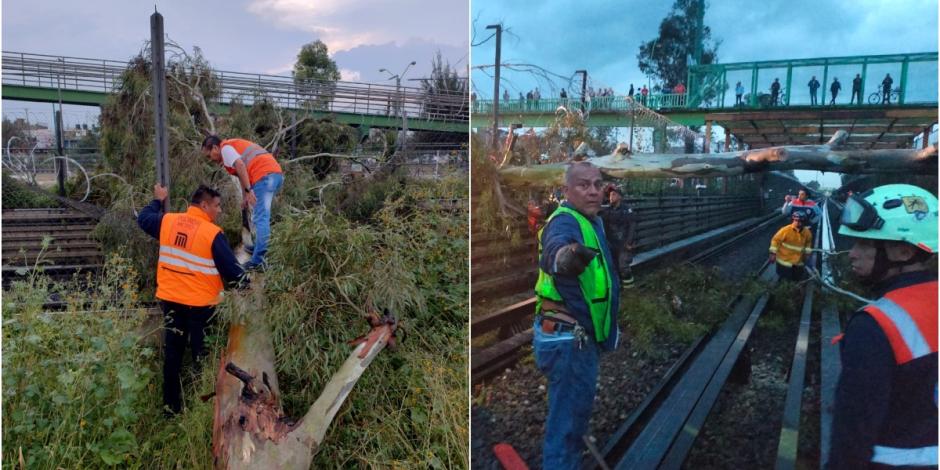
[55,109,65,196]
[575,70,587,107]
[151,9,170,211]
[692,0,705,66]
[487,24,502,152]
[379,61,416,153]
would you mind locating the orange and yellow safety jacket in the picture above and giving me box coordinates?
[769,223,813,267]
[221,138,283,186]
[156,206,224,307]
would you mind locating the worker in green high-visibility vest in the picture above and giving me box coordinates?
[532,162,621,469]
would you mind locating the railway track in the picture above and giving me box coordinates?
[591,198,841,469]
[2,205,104,285]
[470,211,785,384]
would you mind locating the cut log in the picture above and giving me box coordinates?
[499,131,938,187]
[212,277,398,469]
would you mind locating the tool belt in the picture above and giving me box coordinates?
[538,309,579,333]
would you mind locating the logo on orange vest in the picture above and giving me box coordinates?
[174,232,188,248]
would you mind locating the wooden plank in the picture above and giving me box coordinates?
[775,286,815,470]
[471,298,536,338]
[470,329,533,383]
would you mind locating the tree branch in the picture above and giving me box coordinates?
[499,131,938,187]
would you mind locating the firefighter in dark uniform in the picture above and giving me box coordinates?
[828,184,938,469]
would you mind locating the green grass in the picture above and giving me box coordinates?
[3,175,469,469]
[621,265,758,354]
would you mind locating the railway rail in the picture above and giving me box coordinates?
[471,210,784,384]
[590,199,843,469]
[2,197,105,285]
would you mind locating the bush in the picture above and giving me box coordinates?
[258,174,469,467]
[1,173,59,209]
[2,255,158,468]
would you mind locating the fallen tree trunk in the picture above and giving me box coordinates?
[212,278,397,469]
[499,131,938,187]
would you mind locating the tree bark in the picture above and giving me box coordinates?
[212,279,397,469]
[499,131,937,187]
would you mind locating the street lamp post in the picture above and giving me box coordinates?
[380,61,417,152]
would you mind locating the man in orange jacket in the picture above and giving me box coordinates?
[138,184,246,415]
[202,136,284,270]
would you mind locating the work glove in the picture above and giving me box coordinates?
[768,253,777,264]
[555,243,598,276]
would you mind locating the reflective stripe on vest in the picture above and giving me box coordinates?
[534,206,613,343]
[156,207,224,306]
[864,282,939,364]
[781,241,812,253]
[158,246,219,275]
[871,444,939,466]
[221,138,282,185]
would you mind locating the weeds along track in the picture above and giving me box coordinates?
[470,210,784,384]
[595,198,844,470]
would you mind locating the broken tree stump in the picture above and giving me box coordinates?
[212,277,398,469]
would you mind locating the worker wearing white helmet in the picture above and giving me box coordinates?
[828,184,938,469]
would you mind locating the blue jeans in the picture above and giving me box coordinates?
[533,318,600,470]
[249,172,283,266]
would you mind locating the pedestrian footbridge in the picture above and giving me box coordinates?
[472,52,937,150]
[2,51,469,134]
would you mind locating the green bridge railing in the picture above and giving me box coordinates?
[472,52,937,115]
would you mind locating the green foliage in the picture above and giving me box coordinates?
[470,133,524,241]
[2,117,32,146]
[292,40,341,110]
[2,255,158,468]
[292,40,341,83]
[622,265,750,354]
[637,0,720,88]
[253,174,468,467]
[13,43,468,467]
[1,173,59,209]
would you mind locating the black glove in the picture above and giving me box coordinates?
[555,243,598,276]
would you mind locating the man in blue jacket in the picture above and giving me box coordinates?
[533,162,620,469]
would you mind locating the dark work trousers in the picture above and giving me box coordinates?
[161,300,215,414]
[775,263,804,283]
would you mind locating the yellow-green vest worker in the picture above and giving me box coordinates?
[535,205,615,343]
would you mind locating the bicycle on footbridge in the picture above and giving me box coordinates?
[868,88,901,105]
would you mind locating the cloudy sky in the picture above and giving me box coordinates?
[471,0,937,99]
[2,0,468,128]
[471,0,937,187]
